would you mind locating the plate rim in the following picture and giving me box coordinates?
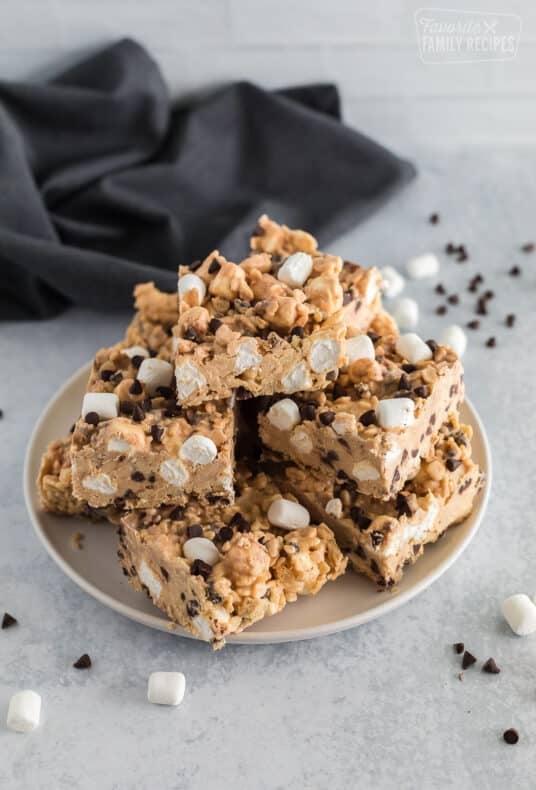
[23,361,492,645]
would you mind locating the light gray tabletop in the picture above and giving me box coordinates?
[2,146,535,790]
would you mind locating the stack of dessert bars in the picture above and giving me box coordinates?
[38,216,484,648]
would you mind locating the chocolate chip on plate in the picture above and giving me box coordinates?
[453,642,464,654]
[462,650,477,669]
[482,657,501,674]
[73,653,92,670]
[503,728,519,745]
[2,612,17,629]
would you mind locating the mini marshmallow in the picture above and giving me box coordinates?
[178,273,206,304]
[502,594,536,636]
[235,340,261,374]
[176,363,207,401]
[7,690,41,733]
[352,461,381,481]
[380,266,405,299]
[147,672,186,706]
[395,333,433,365]
[139,560,163,599]
[325,498,343,518]
[267,399,300,432]
[309,339,340,373]
[267,498,310,530]
[391,298,419,330]
[82,474,117,495]
[282,362,312,393]
[346,334,375,364]
[375,397,415,429]
[159,459,189,488]
[82,392,119,421]
[107,438,132,453]
[123,345,149,360]
[277,252,313,288]
[183,537,220,566]
[406,253,440,279]
[290,429,313,455]
[440,324,467,358]
[179,435,217,466]
[137,358,174,396]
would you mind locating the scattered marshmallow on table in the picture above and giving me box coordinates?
[502,594,536,636]
[137,358,174,396]
[267,498,310,530]
[277,252,313,288]
[406,253,440,279]
[346,334,375,364]
[440,324,467,358]
[375,397,415,429]
[7,690,41,733]
[82,392,119,420]
[391,298,419,330]
[380,266,405,299]
[395,333,433,365]
[147,672,186,706]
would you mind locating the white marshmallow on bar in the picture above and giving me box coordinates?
[267,398,300,431]
[282,362,312,393]
[159,459,189,488]
[7,690,41,733]
[346,334,375,364]
[380,266,405,299]
[267,498,310,530]
[309,339,340,373]
[235,340,261,374]
[440,324,467,358]
[137,358,173,396]
[391,298,419,330]
[277,252,313,288]
[375,397,415,429]
[82,392,119,420]
[147,672,186,706]
[176,362,207,401]
[395,333,433,364]
[502,594,536,636]
[178,273,206,304]
[82,473,117,495]
[406,253,440,279]
[179,435,217,466]
[123,345,149,360]
[325,498,343,518]
[183,537,220,566]
[107,438,132,454]
[290,429,313,454]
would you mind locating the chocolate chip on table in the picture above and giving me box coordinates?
[467,320,480,330]
[447,294,459,305]
[486,337,497,348]
[129,379,143,395]
[151,424,164,443]
[453,642,464,654]
[359,409,377,427]
[319,411,336,426]
[208,257,221,274]
[209,318,222,334]
[168,506,185,521]
[476,296,488,316]
[482,657,501,674]
[509,265,521,276]
[186,524,203,539]
[503,728,519,745]
[521,242,534,253]
[84,411,99,426]
[462,650,477,669]
[446,458,461,472]
[73,653,92,670]
[435,283,446,295]
[506,314,516,327]
[429,212,439,224]
[190,559,212,580]
[131,471,145,482]
[2,612,17,629]
[436,305,447,316]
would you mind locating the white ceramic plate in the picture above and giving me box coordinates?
[24,362,491,645]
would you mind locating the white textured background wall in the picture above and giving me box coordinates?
[0,0,535,149]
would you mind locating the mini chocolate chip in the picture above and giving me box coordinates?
[131,354,144,369]
[151,424,164,442]
[435,284,446,295]
[453,642,464,654]
[435,305,447,315]
[218,526,234,543]
[506,314,515,327]
[342,290,353,305]
[482,657,500,674]
[447,294,459,305]
[426,339,438,354]
[229,512,251,533]
[168,506,185,521]
[209,318,222,334]
[370,531,384,547]
[121,400,134,415]
[299,403,316,421]
[110,371,123,384]
[359,409,377,427]
[402,363,417,373]
[251,223,265,237]
[129,379,143,395]
[326,370,338,382]
[190,559,212,580]
[189,259,202,270]
[350,506,372,531]
[355,545,366,560]
[429,213,439,224]
[370,559,380,575]
[236,387,253,400]
[462,650,477,669]
[290,325,305,338]
[100,369,113,381]
[446,458,461,472]
[186,524,203,538]
[486,337,496,348]
[319,411,336,426]
[324,450,339,464]
[509,265,521,276]
[413,385,430,399]
[208,257,221,274]
[2,612,17,629]
[156,386,173,399]
[131,471,145,482]
[84,411,99,426]
[142,398,152,412]
[483,290,494,300]
[132,404,145,422]
[186,600,200,617]
[160,566,169,581]
[396,493,412,518]
[476,296,487,315]
[183,327,201,343]
[521,242,534,253]
[503,729,519,745]
[467,320,480,330]
[367,331,381,344]
[148,474,156,483]
[73,653,92,670]
[399,373,411,391]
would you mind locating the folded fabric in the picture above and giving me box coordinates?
[0,38,416,320]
